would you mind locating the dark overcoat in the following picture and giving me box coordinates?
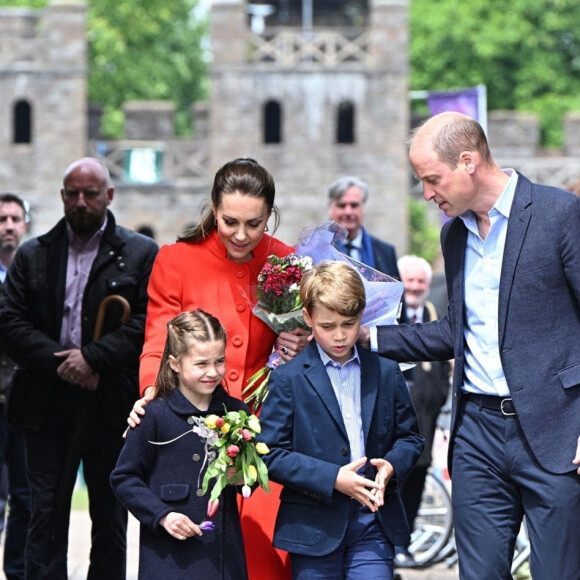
[111,386,249,580]
[0,211,158,432]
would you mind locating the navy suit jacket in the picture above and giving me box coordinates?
[377,173,580,475]
[259,341,423,556]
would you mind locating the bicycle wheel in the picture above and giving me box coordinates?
[407,471,454,567]
[511,519,531,578]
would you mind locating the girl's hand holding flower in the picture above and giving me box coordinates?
[160,512,203,540]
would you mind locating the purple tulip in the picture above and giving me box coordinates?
[200,520,215,531]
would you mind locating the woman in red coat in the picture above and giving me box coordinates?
[136,158,309,580]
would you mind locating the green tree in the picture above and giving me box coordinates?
[0,0,208,137]
[89,0,208,136]
[410,0,580,147]
[409,198,440,265]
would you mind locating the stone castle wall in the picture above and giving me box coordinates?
[1,0,579,251]
[0,0,87,235]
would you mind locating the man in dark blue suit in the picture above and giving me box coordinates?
[259,261,423,580]
[328,176,401,279]
[328,176,407,324]
[362,112,580,580]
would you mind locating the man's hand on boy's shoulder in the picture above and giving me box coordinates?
[357,325,371,350]
[334,457,386,513]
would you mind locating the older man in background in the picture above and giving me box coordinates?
[394,255,450,571]
[328,176,401,279]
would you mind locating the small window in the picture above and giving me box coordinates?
[337,101,355,144]
[264,100,282,143]
[13,100,32,144]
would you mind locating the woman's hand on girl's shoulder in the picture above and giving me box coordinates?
[125,386,156,433]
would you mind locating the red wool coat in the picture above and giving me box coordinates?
[140,229,294,580]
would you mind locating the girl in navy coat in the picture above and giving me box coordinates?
[111,310,249,579]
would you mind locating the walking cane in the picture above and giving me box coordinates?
[48,295,131,564]
[93,295,131,341]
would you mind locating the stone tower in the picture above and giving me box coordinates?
[209,0,410,252]
[0,0,87,234]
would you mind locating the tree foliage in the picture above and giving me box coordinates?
[88,0,208,136]
[410,0,580,147]
[0,0,208,137]
[409,198,440,265]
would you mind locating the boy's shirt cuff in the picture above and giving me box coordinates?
[369,326,378,352]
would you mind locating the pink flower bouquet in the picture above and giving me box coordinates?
[243,253,313,412]
[150,408,270,527]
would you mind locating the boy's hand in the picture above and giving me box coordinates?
[368,458,395,507]
[334,457,384,512]
[160,512,202,540]
[573,435,580,476]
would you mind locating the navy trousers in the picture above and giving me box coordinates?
[0,407,30,580]
[290,501,394,580]
[24,412,127,580]
[452,398,580,580]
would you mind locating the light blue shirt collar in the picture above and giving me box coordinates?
[459,169,517,234]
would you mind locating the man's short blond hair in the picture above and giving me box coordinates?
[300,261,366,317]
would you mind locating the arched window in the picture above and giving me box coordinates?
[13,100,32,144]
[336,101,355,144]
[264,100,282,144]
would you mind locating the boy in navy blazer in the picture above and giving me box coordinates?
[259,261,423,579]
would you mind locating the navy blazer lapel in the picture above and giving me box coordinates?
[303,344,348,438]
[443,218,467,345]
[498,173,532,346]
[358,348,380,445]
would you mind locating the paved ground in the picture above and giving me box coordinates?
[0,507,459,579]
[65,509,459,580]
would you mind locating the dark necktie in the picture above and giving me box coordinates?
[411,313,419,323]
[344,242,354,257]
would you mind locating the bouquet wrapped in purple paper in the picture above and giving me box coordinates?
[295,221,404,327]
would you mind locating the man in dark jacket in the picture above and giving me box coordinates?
[327,176,407,323]
[327,176,401,279]
[0,158,158,580]
[0,193,30,580]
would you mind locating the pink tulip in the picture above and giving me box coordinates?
[215,417,225,428]
[207,498,220,518]
[242,429,253,441]
[226,445,240,458]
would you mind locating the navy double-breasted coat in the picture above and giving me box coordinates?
[111,386,249,580]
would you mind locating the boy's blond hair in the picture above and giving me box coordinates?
[300,261,366,317]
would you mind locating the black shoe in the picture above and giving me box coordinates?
[394,547,418,569]
[393,574,403,580]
